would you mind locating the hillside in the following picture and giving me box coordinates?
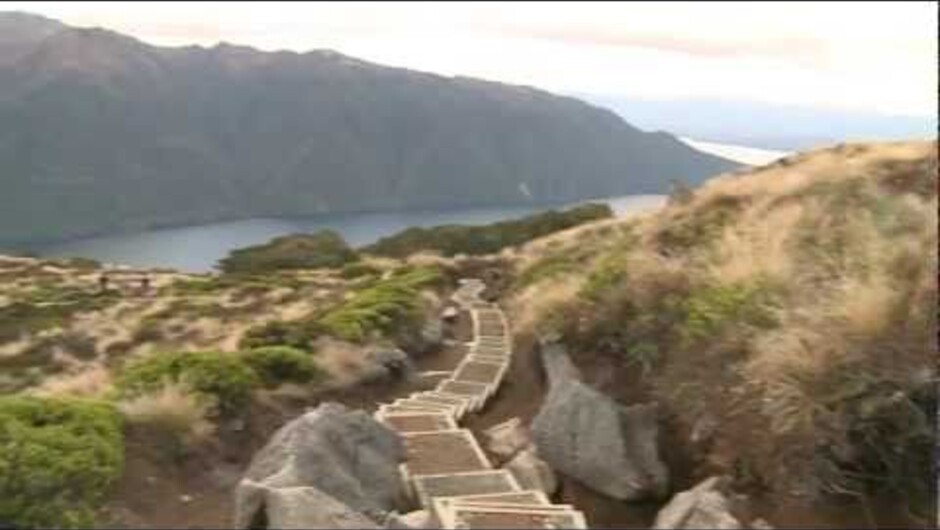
[503,140,938,527]
[0,140,933,529]
[0,12,737,247]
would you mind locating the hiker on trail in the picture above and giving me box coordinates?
[140,274,151,294]
[442,305,459,324]
[98,273,110,293]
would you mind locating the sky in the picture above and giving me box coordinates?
[1,1,937,118]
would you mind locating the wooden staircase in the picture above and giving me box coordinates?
[375,279,588,529]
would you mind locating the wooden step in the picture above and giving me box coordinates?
[410,469,522,508]
[414,391,474,416]
[452,359,508,391]
[430,491,551,526]
[407,393,467,419]
[435,380,491,411]
[465,354,509,365]
[401,429,492,477]
[378,403,448,417]
[469,345,510,357]
[436,504,588,529]
[435,490,549,507]
[393,398,460,418]
[378,412,458,434]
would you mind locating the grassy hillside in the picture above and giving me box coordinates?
[506,141,938,523]
[0,253,450,527]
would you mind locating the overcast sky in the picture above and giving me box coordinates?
[2,1,937,117]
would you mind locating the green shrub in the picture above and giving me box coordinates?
[680,282,777,344]
[364,203,613,258]
[239,346,318,388]
[339,262,382,280]
[49,257,102,271]
[116,351,259,414]
[581,252,630,301]
[316,266,444,342]
[0,396,124,529]
[169,276,230,294]
[0,291,119,344]
[238,320,323,351]
[131,319,165,343]
[655,195,745,254]
[218,230,359,274]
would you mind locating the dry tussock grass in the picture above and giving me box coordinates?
[118,381,215,446]
[508,274,585,338]
[508,140,938,511]
[31,364,113,398]
[311,336,373,388]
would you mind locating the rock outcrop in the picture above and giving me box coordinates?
[482,417,532,464]
[233,402,407,528]
[504,446,558,495]
[653,476,744,530]
[236,483,380,529]
[531,339,669,501]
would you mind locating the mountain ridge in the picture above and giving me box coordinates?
[0,12,737,246]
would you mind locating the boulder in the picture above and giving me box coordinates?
[482,417,531,463]
[504,446,558,495]
[653,476,742,530]
[364,348,413,380]
[383,510,431,529]
[531,339,669,501]
[233,402,407,527]
[236,482,380,529]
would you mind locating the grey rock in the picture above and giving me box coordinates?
[238,481,380,529]
[421,318,444,346]
[383,510,431,529]
[482,417,531,463]
[689,414,718,446]
[504,446,558,495]
[531,339,669,501]
[367,348,413,376]
[749,518,774,530]
[653,476,742,530]
[233,402,406,528]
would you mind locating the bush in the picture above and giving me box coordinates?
[131,319,165,343]
[238,320,323,351]
[680,281,777,344]
[218,230,359,274]
[50,257,102,271]
[0,290,118,344]
[364,203,613,257]
[115,351,259,415]
[118,381,214,459]
[316,266,444,342]
[239,346,318,388]
[339,262,382,280]
[0,396,124,529]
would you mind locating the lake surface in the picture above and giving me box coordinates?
[29,195,666,273]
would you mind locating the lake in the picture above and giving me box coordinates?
[28,195,666,273]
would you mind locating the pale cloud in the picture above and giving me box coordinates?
[0,1,936,116]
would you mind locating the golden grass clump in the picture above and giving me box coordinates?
[507,140,938,514]
[118,381,215,447]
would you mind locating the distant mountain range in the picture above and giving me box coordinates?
[576,94,937,151]
[0,12,740,246]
